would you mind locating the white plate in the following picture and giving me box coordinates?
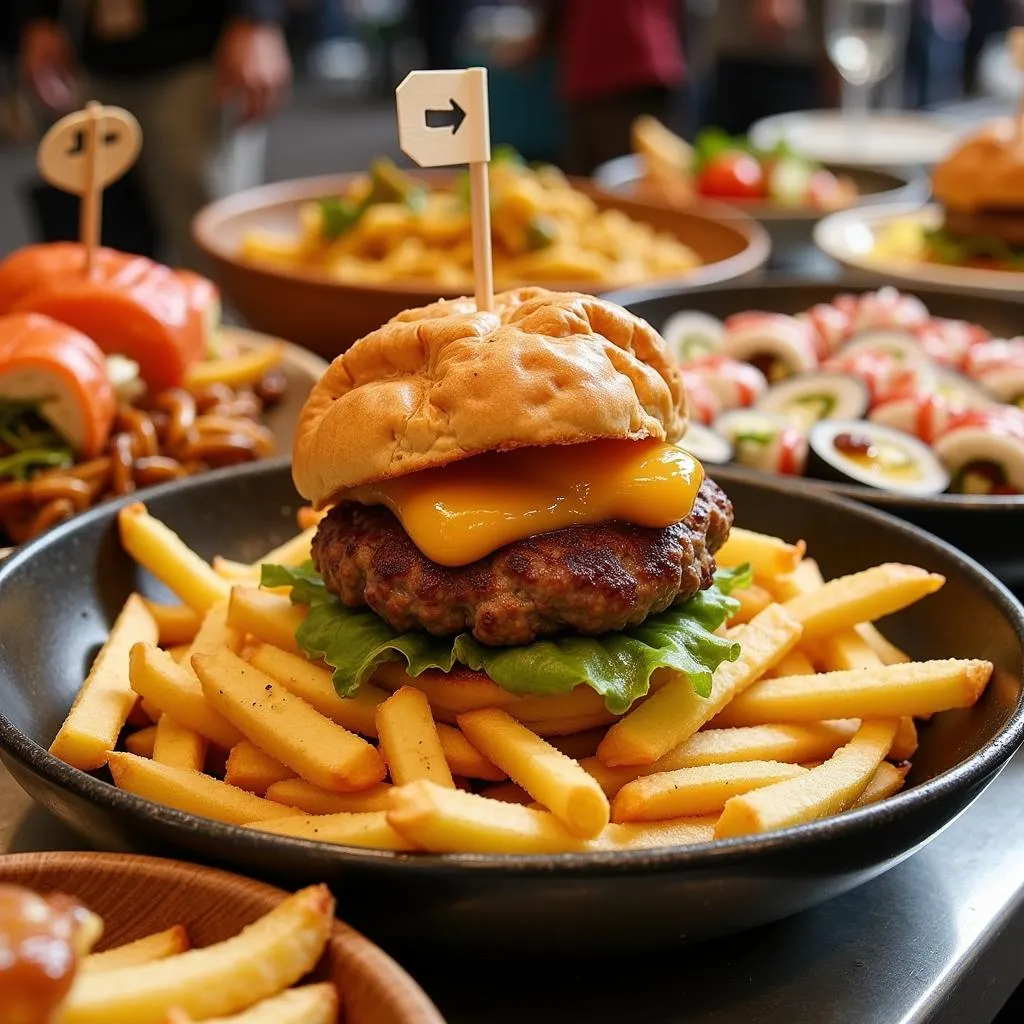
[750,110,960,168]
[813,202,1024,293]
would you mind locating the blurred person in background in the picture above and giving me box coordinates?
[702,0,831,134]
[14,0,292,270]
[904,0,969,107]
[516,0,685,175]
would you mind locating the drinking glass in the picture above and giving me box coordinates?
[825,0,911,117]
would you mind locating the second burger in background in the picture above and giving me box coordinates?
[267,287,746,731]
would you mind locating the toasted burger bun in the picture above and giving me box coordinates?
[932,120,1024,214]
[293,287,687,507]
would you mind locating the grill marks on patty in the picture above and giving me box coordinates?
[312,477,734,647]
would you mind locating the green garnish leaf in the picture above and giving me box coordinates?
[259,562,751,714]
[317,197,361,241]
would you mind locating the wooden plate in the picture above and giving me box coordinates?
[193,172,770,358]
[0,851,445,1024]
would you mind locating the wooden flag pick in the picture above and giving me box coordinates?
[36,101,142,276]
[1012,28,1024,142]
[396,67,493,312]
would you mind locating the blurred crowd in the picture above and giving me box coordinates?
[0,0,1019,268]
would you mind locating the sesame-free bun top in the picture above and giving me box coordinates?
[293,287,687,507]
[932,120,1024,213]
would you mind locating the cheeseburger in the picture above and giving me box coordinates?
[268,288,743,730]
[929,120,1024,269]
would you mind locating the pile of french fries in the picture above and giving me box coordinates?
[49,884,337,1023]
[47,502,993,854]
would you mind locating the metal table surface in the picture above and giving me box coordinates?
[3,749,1024,1024]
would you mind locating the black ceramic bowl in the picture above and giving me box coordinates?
[1,460,1022,954]
[604,279,1024,595]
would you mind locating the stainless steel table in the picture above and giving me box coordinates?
[4,751,1024,1024]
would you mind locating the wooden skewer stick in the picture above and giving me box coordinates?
[396,66,494,313]
[36,101,142,277]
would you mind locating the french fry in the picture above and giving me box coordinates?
[247,644,386,737]
[256,526,317,569]
[129,643,244,750]
[856,622,911,665]
[612,760,807,822]
[436,723,505,781]
[163,983,338,1024]
[479,782,534,805]
[891,716,918,761]
[265,778,392,814]
[714,527,805,580]
[153,715,208,773]
[296,506,326,530]
[106,752,301,826]
[227,588,304,653]
[118,503,230,614]
[853,761,910,807]
[141,697,163,723]
[597,604,803,767]
[459,707,610,838]
[765,648,816,678]
[245,810,416,850]
[126,698,155,728]
[728,583,774,625]
[387,780,590,854]
[143,601,202,647]
[168,645,191,665]
[783,563,944,640]
[184,342,284,390]
[84,926,190,972]
[815,629,884,671]
[225,741,296,794]
[766,557,824,601]
[595,817,718,850]
[583,720,859,797]
[376,687,454,788]
[523,712,620,737]
[50,594,159,770]
[194,648,386,791]
[63,885,333,1024]
[186,601,243,667]
[548,727,606,761]
[715,719,899,838]
[710,659,993,726]
[124,724,158,758]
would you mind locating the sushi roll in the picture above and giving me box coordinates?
[963,338,1024,382]
[915,318,988,368]
[799,302,853,356]
[824,348,936,407]
[686,354,767,411]
[838,329,928,367]
[850,287,930,333]
[755,372,869,429]
[678,422,733,465]
[869,393,969,444]
[715,408,809,476]
[661,311,725,363]
[933,409,1024,494]
[721,312,819,383]
[809,420,950,496]
[933,367,993,409]
[681,367,723,425]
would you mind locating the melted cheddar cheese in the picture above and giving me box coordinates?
[348,439,704,567]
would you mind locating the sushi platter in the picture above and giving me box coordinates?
[610,280,1024,591]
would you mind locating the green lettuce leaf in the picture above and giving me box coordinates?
[260,562,751,715]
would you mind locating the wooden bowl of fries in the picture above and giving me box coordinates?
[0,459,1022,952]
[192,172,770,358]
[0,851,443,1023]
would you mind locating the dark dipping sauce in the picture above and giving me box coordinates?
[0,885,91,1024]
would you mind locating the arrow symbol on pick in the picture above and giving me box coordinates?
[424,98,466,134]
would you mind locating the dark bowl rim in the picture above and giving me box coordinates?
[1,458,1023,876]
[190,171,773,299]
[590,153,930,223]
[603,278,1024,512]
